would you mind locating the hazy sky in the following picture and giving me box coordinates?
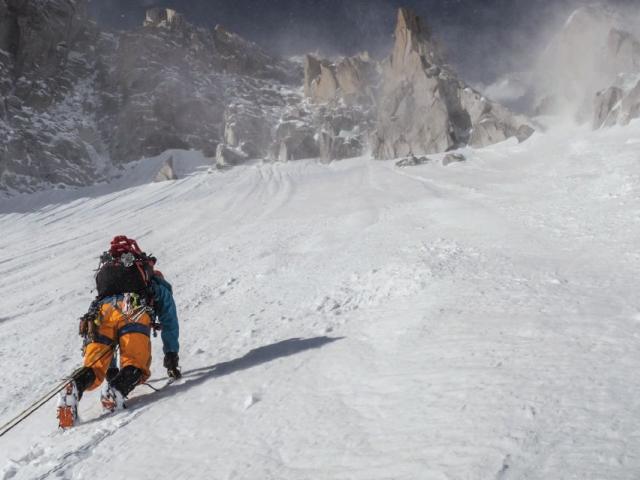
[87,0,637,84]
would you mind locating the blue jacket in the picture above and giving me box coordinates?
[151,275,180,354]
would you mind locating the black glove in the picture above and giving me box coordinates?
[163,352,182,379]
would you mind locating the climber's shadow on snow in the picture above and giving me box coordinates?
[130,336,343,407]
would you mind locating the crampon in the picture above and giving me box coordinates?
[100,383,125,412]
[56,381,79,429]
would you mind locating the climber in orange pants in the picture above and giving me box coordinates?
[57,236,181,429]
[81,296,153,392]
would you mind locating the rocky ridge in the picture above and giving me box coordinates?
[1,3,536,195]
[372,8,533,159]
[300,8,533,161]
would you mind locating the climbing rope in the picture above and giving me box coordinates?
[0,305,148,438]
[0,343,117,438]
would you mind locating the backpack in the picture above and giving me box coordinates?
[95,236,155,299]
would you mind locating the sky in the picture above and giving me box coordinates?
[87,0,637,84]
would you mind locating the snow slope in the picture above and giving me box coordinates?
[1,122,639,479]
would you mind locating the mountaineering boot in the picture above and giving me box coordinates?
[56,367,96,429]
[56,381,79,429]
[110,365,144,396]
[100,382,125,412]
[100,365,144,411]
[106,366,119,383]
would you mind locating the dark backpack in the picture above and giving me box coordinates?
[95,236,155,299]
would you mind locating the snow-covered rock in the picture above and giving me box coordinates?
[395,154,431,167]
[153,155,177,182]
[442,152,466,166]
[269,122,319,161]
[143,7,186,30]
[318,131,362,163]
[216,144,249,168]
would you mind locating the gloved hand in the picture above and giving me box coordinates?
[163,352,182,379]
[79,300,100,338]
[78,313,97,338]
[79,316,89,336]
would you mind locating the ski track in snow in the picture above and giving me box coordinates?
[0,123,640,478]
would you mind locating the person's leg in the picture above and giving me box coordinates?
[106,351,119,382]
[74,367,97,399]
[80,303,119,391]
[102,311,152,408]
[57,306,116,427]
[82,340,115,390]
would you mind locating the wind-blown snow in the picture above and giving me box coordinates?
[0,122,639,479]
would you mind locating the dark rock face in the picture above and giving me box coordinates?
[0,4,301,194]
[0,0,101,192]
[272,123,319,161]
[102,8,301,164]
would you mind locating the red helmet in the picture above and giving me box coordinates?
[109,235,143,257]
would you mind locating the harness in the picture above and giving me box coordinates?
[81,294,158,355]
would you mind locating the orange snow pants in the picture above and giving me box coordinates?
[83,299,152,391]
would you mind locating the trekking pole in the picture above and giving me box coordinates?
[0,342,118,438]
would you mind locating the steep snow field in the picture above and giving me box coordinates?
[1,122,639,479]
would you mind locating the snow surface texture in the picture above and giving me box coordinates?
[0,122,640,479]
